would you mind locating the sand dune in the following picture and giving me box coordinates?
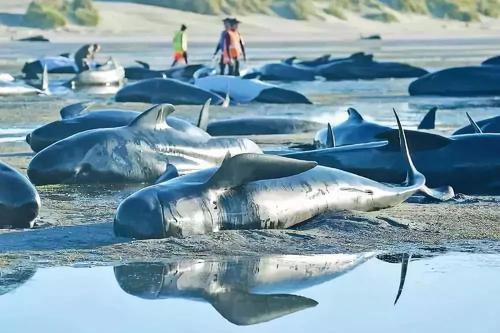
[0,1,500,42]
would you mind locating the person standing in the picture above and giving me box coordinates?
[172,24,188,67]
[223,18,246,76]
[213,18,231,75]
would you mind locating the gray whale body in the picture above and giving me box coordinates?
[114,113,452,239]
[28,104,261,185]
[0,161,40,228]
[115,78,224,105]
[409,66,500,96]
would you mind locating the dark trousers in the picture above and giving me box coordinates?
[227,59,240,76]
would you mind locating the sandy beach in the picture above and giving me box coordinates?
[1,0,500,43]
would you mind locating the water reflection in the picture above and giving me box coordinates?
[114,253,374,325]
[0,262,36,296]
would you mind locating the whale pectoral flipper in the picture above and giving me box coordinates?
[207,153,317,189]
[417,106,438,130]
[466,112,483,134]
[196,99,211,131]
[209,291,318,326]
[59,101,94,119]
[128,104,175,129]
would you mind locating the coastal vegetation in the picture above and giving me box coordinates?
[24,0,100,29]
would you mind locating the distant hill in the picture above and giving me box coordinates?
[24,0,100,28]
[100,0,499,22]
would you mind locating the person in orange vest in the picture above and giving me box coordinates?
[213,18,231,75]
[223,18,246,76]
[171,24,188,67]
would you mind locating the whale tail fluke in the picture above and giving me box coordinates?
[209,291,317,326]
[466,112,483,134]
[197,99,211,131]
[417,106,438,130]
[393,109,454,201]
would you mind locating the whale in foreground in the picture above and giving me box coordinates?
[28,104,261,185]
[114,253,372,325]
[114,112,452,239]
[0,161,40,228]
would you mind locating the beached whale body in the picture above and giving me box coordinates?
[114,114,452,239]
[244,63,317,81]
[286,130,500,195]
[316,54,427,80]
[482,55,500,66]
[409,66,500,96]
[207,117,323,136]
[0,161,40,228]
[114,253,372,325]
[195,76,312,104]
[28,104,261,185]
[0,80,42,96]
[22,56,77,79]
[26,102,209,152]
[314,108,391,148]
[124,63,206,81]
[115,78,224,105]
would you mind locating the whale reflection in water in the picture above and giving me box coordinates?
[114,253,374,325]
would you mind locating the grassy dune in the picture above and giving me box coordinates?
[101,0,500,22]
[24,0,100,28]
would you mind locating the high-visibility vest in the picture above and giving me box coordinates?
[173,31,187,52]
[224,30,242,59]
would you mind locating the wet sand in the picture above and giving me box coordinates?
[0,40,499,270]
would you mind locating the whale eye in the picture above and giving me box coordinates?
[78,163,92,176]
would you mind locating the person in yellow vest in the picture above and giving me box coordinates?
[223,18,246,76]
[172,24,188,67]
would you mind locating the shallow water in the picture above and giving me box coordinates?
[1,253,499,332]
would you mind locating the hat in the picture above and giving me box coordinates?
[231,18,242,24]
[222,17,232,22]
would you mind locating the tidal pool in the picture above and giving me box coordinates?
[0,253,499,332]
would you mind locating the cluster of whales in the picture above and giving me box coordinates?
[244,52,428,81]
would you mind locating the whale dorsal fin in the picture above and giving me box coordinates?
[466,112,483,134]
[377,128,451,151]
[135,60,150,69]
[41,64,49,92]
[282,56,296,65]
[207,153,317,189]
[347,108,364,123]
[60,101,94,119]
[197,99,211,131]
[326,123,336,148]
[209,291,317,326]
[418,106,438,130]
[128,104,174,130]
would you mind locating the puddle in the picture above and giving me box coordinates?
[1,253,499,332]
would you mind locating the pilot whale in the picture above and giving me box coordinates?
[195,76,312,104]
[314,108,392,148]
[27,104,261,185]
[114,112,452,239]
[26,102,212,152]
[0,161,40,228]
[114,253,373,325]
[115,78,224,105]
